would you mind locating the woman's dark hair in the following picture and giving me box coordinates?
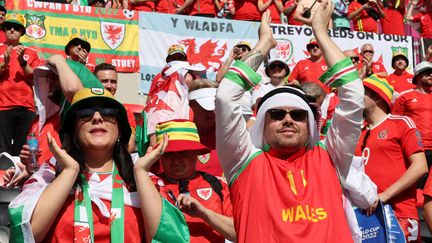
[60,114,136,192]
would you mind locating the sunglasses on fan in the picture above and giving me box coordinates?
[267,109,308,122]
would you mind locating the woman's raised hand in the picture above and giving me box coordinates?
[47,132,79,173]
[135,133,169,172]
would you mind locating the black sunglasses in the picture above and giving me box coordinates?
[350,56,360,63]
[4,23,23,31]
[235,45,250,52]
[267,109,308,122]
[307,44,319,50]
[269,63,285,70]
[75,107,119,122]
[362,50,374,54]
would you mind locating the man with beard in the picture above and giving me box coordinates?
[216,5,364,242]
[287,38,330,93]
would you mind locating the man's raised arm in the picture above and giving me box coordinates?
[215,11,276,184]
[312,0,365,184]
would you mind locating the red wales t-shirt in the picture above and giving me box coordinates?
[357,61,387,75]
[288,58,330,93]
[284,0,303,26]
[393,89,432,150]
[355,115,424,219]
[234,0,261,21]
[262,0,282,23]
[386,71,415,93]
[381,8,405,36]
[413,13,432,38]
[230,147,353,242]
[156,174,232,243]
[188,0,216,16]
[130,1,155,11]
[348,1,378,32]
[0,44,41,111]
[156,0,184,14]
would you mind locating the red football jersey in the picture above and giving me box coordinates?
[0,44,41,111]
[44,187,145,242]
[130,1,155,11]
[284,0,303,25]
[357,61,387,75]
[355,115,424,219]
[393,89,432,150]
[348,1,378,32]
[413,13,432,38]
[156,174,232,243]
[288,58,330,93]
[262,0,282,23]
[381,8,405,36]
[156,0,184,14]
[386,71,415,93]
[188,0,216,16]
[233,0,261,21]
[195,149,223,177]
[230,147,353,242]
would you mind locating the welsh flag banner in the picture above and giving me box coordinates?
[6,0,139,73]
[145,62,193,135]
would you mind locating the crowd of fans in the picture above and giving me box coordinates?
[35,0,432,38]
[0,0,432,242]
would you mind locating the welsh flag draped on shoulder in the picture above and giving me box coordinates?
[8,159,190,243]
[145,61,205,135]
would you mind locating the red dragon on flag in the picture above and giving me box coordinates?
[179,39,227,72]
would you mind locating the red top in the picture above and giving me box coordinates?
[262,0,282,23]
[381,8,405,36]
[0,31,5,43]
[195,149,223,177]
[130,1,155,11]
[188,0,216,16]
[234,0,261,21]
[288,58,330,93]
[284,0,303,26]
[393,89,432,150]
[348,1,378,33]
[156,173,232,243]
[156,0,184,14]
[357,61,387,75]
[43,191,145,242]
[413,13,432,38]
[0,44,41,111]
[386,71,415,93]
[355,115,424,219]
[230,147,353,243]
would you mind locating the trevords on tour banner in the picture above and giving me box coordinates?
[139,12,414,94]
[6,0,139,72]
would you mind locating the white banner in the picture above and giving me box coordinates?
[139,12,414,94]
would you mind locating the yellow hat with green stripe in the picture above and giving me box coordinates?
[363,74,394,109]
[156,119,210,155]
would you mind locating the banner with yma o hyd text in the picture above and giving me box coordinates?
[6,0,139,72]
[139,12,414,94]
